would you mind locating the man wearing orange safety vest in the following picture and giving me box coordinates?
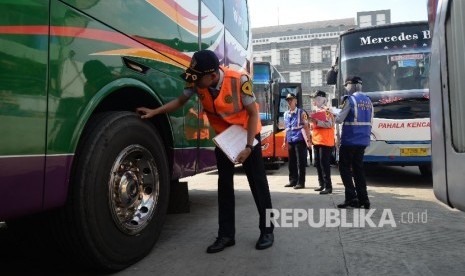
[136,50,274,254]
[309,90,335,195]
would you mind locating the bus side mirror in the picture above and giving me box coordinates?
[331,98,339,107]
[326,67,337,85]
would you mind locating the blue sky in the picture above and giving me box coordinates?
[249,0,428,27]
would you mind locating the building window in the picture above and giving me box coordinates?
[262,56,271,62]
[280,50,289,66]
[301,48,310,64]
[301,71,311,90]
[322,46,331,63]
[359,15,372,27]
[322,70,328,85]
[376,14,386,25]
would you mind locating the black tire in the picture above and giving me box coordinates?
[60,111,170,271]
[419,164,432,177]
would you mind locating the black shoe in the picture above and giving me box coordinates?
[284,183,296,187]
[314,186,324,192]
[319,188,332,194]
[337,199,359,208]
[293,184,305,189]
[359,201,371,209]
[256,233,274,250]
[206,237,235,253]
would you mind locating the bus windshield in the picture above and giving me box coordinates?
[253,63,272,121]
[253,62,286,122]
[341,53,430,93]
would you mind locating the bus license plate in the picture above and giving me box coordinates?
[400,148,429,156]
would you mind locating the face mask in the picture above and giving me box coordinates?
[314,96,327,108]
[344,83,355,94]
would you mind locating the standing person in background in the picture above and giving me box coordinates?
[136,49,274,253]
[282,93,310,189]
[310,90,335,195]
[334,76,373,209]
[304,109,313,167]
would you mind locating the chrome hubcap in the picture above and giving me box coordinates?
[109,145,159,235]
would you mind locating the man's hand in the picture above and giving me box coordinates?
[282,143,286,149]
[235,148,252,163]
[136,107,158,119]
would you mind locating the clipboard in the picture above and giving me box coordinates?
[310,110,328,121]
[212,125,259,163]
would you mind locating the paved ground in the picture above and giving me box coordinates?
[2,164,465,275]
[116,164,465,276]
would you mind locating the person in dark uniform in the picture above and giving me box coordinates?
[282,93,311,189]
[334,76,373,209]
[136,49,274,253]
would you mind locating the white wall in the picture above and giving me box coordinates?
[289,71,301,82]
[311,46,322,63]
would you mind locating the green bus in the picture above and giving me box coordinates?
[0,0,252,270]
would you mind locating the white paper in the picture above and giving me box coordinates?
[330,107,341,116]
[212,125,259,163]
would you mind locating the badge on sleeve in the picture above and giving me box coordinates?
[241,77,253,96]
[302,112,308,120]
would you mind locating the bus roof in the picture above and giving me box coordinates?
[341,21,429,37]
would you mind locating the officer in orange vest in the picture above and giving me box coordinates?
[136,49,274,253]
[310,90,335,195]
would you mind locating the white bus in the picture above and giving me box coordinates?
[328,22,432,176]
[428,0,465,211]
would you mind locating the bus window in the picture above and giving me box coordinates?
[224,0,249,48]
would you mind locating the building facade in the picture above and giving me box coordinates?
[252,10,391,110]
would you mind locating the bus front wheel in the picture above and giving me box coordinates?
[65,111,170,271]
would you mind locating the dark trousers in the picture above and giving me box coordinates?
[314,145,333,189]
[338,145,369,202]
[307,146,313,165]
[215,135,274,238]
[288,140,307,186]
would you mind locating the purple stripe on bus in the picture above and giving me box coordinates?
[43,155,74,210]
[0,156,45,220]
[0,155,74,220]
[172,148,216,179]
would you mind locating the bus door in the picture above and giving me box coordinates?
[274,83,303,159]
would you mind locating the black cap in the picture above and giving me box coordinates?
[311,90,326,98]
[344,76,362,86]
[180,50,220,83]
[285,93,296,100]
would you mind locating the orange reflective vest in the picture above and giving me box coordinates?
[196,66,262,134]
[311,108,335,147]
